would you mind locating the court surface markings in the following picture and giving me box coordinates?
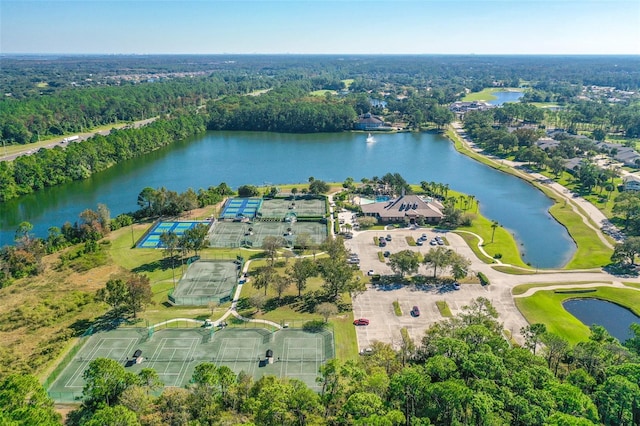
[147,338,199,387]
[64,337,138,388]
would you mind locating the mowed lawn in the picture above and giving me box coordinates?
[515,286,640,345]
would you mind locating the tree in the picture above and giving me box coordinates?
[295,232,312,252]
[388,250,421,277]
[490,220,499,243]
[0,374,61,425]
[252,265,275,296]
[449,252,471,281]
[237,184,259,197]
[96,278,128,314]
[611,236,640,265]
[137,368,163,396]
[159,230,179,259]
[82,358,137,409]
[273,274,291,300]
[521,323,547,355]
[125,274,152,318]
[316,302,338,323]
[422,247,453,278]
[181,223,209,256]
[541,332,569,376]
[309,179,330,195]
[288,258,317,297]
[83,405,140,426]
[262,235,286,266]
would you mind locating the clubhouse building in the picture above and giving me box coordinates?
[361,194,445,224]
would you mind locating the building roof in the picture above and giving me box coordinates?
[361,194,444,220]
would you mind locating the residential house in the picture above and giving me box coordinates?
[623,174,640,191]
[355,113,385,130]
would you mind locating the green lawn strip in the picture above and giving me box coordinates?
[623,282,640,290]
[406,236,416,246]
[511,281,612,296]
[435,300,453,317]
[454,232,496,264]
[331,313,358,361]
[491,265,538,275]
[515,287,640,345]
[378,252,385,262]
[393,300,402,316]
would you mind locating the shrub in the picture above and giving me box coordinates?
[477,272,490,286]
[302,320,327,332]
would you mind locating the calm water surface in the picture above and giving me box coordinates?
[563,299,639,342]
[0,130,574,268]
[488,91,524,105]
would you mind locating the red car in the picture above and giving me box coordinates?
[353,318,370,326]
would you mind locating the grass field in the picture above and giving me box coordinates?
[514,286,640,345]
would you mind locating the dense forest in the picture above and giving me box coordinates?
[3,55,640,144]
[2,298,640,425]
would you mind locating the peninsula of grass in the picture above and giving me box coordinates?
[393,300,402,316]
[515,286,640,345]
[446,126,613,269]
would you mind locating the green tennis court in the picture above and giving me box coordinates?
[46,327,334,402]
[208,221,327,248]
[169,260,239,305]
[259,197,326,219]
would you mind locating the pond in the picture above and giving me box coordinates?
[488,91,524,106]
[563,298,639,342]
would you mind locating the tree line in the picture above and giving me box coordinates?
[4,297,640,425]
[0,114,206,202]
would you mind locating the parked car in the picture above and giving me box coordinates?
[367,270,375,276]
[416,240,423,246]
[453,282,461,290]
[421,233,427,239]
[430,239,437,246]
[386,234,392,241]
[353,318,370,326]
[379,240,386,247]
[383,251,391,257]
[411,306,420,316]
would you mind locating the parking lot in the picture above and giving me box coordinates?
[345,227,529,351]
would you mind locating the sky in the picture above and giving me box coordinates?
[1,0,639,55]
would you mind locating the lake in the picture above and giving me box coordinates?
[563,298,639,342]
[0,130,575,268]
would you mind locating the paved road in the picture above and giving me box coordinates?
[0,117,158,162]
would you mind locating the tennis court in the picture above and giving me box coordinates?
[137,220,211,249]
[220,198,263,220]
[208,221,327,248]
[46,327,334,402]
[259,197,326,219]
[169,259,239,305]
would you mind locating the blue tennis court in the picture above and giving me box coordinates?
[220,198,263,220]
[137,221,211,248]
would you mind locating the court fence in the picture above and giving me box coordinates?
[44,326,95,400]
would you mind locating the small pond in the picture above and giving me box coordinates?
[563,298,639,342]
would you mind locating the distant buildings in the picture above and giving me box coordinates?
[355,113,386,131]
[449,101,495,118]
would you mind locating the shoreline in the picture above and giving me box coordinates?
[444,122,613,270]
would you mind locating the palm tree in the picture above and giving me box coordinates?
[491,220,500,243]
